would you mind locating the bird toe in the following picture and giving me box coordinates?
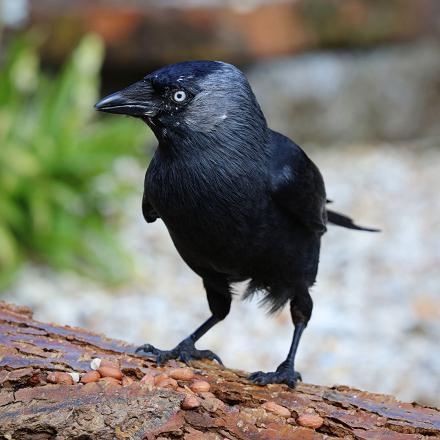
[177,351,193,365]
[248,370,300,388]
[199,349,223,365]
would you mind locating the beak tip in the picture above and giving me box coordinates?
[94,92,123,112]
[95,81,154,117]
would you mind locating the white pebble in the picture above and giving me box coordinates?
[68,372,80,383]
[90,358,102,370]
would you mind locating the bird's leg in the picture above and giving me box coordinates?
[249,285,313,388]
[136,275,231,366]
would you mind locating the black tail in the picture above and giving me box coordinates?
[327,209,380,232]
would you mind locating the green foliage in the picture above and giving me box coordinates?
[0,33,149,288]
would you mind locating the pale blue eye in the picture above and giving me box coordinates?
[173,90,186,102]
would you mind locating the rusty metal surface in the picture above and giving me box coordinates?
[0,301,439,439]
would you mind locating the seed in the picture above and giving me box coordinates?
[98,366,123,380]
[99,376,121,386]
[100,359,119,368]
[168,368,194,381]
[122,376,134,387]
[156,377,178,389]
[47,372,74,385]
[261,401,291,417]
[153,373,169,385]
[81,371,101,384]
[190,380,210,393]
[297,413,324,429]
[181,395,201,410]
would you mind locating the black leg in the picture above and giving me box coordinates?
[188,315,221,343]
[136,274,231,365]
[249,284,313,388]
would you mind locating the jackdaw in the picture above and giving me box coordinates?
[95,60,378,387]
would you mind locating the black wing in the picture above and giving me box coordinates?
[269,130,327,234]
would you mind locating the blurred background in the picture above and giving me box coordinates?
[1,0,439,406]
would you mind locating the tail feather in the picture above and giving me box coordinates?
[327,209,380,232]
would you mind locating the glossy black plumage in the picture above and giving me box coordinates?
[95,60,378,387]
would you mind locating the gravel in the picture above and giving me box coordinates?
[4,141,440,406]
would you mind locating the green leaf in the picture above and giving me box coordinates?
[0,32,151,289]
[0,222,20,268]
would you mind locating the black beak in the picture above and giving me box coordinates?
[95,80,157,117]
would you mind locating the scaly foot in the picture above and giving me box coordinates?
[248,361,302,388]
[135,337,223,366]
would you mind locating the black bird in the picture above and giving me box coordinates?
[95,61,378,388]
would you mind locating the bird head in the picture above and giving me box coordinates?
[95,61,266,146]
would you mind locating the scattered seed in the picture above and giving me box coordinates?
[181,394,201,410]
[169,367,194,381]
[99,376,121,386]
[98,366,123,380]
[81,370,101,384]
[261,401,291,417]
[297,413,324,429]
[100,359,119,368]
[190,380,210,393]
[156,377,178,389]
[47,372,74,385]
[154,373,169,385]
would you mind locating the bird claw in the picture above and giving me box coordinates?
[248,366,301,388]
[135,338,223,366]
[198,349,224,366]
[135,343,159,355]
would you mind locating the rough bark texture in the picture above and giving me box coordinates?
[0,301,439,440]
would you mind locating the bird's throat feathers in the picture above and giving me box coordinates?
[147,100,270,211]
[156,116,269,162]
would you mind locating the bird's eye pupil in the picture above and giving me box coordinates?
[173,90,186,102]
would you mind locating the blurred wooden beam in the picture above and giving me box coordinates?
[19,0,440,68]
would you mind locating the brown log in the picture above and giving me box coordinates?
[0,301,439,440]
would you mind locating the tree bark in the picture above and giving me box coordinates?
[0,300,438,440]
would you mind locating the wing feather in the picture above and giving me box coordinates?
[269,130,327,234]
